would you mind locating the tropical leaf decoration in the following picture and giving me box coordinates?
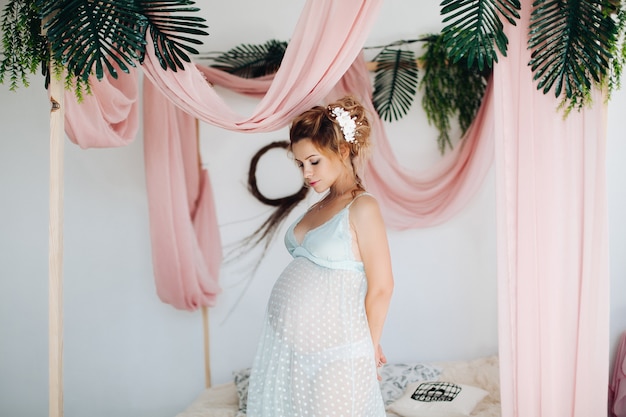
[0,0,208,93]
[136,0,208,71]
[420,34,488,153]
[210,39,288,78]
[440,0,521,71]
[0,0,48,90]
[372,47,419,122]
[528,0,619,110]
[608,7,626,97]
[38,0,144,83]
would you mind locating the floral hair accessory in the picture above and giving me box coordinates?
[330,106,357,143]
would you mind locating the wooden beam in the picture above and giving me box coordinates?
[48,70,65,417]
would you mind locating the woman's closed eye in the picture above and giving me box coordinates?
[296,159,319,168]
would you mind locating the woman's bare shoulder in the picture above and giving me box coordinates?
[349,192,383,223]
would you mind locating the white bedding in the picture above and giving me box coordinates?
[176,355,500,417]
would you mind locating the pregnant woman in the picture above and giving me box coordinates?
[247,96,394,417]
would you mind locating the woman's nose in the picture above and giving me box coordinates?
[303,166,312,178]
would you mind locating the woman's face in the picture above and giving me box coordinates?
[291,138,346,193]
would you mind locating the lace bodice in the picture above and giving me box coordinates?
[284,194,368,272]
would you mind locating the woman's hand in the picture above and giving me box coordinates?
[375,344,387,380]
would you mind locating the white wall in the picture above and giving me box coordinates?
[0,1,623,417]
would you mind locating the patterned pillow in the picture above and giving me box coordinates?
[387,381,488,417]
[233,367,251,417]
[379,362,441,406]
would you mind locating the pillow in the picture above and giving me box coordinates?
[379,362,441,405]
[387,381,488,417]
[232,367,251,417]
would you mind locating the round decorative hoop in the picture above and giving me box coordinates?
[247,140,308,206]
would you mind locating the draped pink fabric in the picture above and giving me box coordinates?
[493,4,610,417]
[143,79,221,309]
[65,68,139,148]
[140,0,383,132]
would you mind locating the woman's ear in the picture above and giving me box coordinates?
[339,143,350,161]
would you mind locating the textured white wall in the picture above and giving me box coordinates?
[0,1,623,417]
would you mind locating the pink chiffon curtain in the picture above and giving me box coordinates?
[493,4,609,417]
[140,0,384,132]
[65,67,139,149]
[61,1,612,415]
[142,83,222,309]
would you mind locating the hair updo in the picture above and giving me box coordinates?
[289,96,372,167]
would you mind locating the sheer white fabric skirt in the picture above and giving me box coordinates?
[247,257,385,417]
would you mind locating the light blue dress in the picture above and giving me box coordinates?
[247,194,385,417]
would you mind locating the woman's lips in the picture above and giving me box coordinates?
[309,180,319,187]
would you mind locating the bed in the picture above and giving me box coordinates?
[175,355,501,417]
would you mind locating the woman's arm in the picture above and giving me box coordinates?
[351,195,394,356]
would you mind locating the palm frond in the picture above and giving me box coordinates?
[528,0,618,108]
[137,0,209,71]
[210,40,288,78]
[38,0,146,82]
[440,0,521,71]
[37,0,208,83]
[372,48,419,122]
[420,34,488,153]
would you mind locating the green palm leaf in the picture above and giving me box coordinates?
[440,0,521,71]
[137,0,208,71]
[372,48,419,122]
[37,0,207,82]
[529,0,618,108]
[210,40,288,78]
[38,0,146,82]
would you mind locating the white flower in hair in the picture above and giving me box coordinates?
[330,106,357,143]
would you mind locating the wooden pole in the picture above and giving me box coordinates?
[48,71,65,417]
[202,306,211,388]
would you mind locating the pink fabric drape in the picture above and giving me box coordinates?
[65,68,139,148]
[494,4,610,417]
[143,80,222,309]
[140,0,383,131]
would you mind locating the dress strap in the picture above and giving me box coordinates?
[346,191,372,209]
